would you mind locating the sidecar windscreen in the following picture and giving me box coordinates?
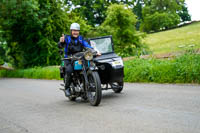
[89,36,114,54]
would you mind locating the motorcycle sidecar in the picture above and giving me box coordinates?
[88,36,124,93]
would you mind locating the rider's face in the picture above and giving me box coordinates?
[71,30,80,38]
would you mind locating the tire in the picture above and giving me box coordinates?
[111,81,124,93]
[87,71,102,106]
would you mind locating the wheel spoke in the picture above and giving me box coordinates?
[89,83,96,91]
[86,71,102,106]
[87,75,97,101]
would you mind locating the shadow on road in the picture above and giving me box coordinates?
[56,91,124,106]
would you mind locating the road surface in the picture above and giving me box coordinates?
[0,78,200,133]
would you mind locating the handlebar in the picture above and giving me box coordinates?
[61,49,99,61]
[62,55,82,61]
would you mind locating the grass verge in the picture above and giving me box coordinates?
[124,53,200,83]
[0,66,61,80]
[0,54,200,84]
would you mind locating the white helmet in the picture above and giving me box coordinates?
[70,23,80,31]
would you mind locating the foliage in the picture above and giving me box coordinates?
[178,4,191,22]
[140,0,186,32]
[141,12,180,32]
[0,0,90,68]
[65,0,190,30]
[0,48,5,65]
[0,29,6,65]
[0,0,62,68]
[124,53,200,83]
[65,0,135,26]
[87,4,149,57]
[0,47,5,65]
[0,0,192,68]
[133,0,143,30]
[143,22,200,54]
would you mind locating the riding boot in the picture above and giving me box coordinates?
[64,74,72,96]
[64,60,73,96]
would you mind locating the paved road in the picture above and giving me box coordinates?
[0,78,200,133]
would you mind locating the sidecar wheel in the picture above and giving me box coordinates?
[87,71,102,106]
[111,82,124,93]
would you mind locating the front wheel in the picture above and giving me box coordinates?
[87,71,102,106]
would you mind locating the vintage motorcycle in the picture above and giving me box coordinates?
[60,49,102,106]
[59,36,124,106]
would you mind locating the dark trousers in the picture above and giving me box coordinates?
[64,60,73,89]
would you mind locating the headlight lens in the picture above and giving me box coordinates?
[84,51,93,60]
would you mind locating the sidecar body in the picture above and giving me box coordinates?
[89,36,124,90]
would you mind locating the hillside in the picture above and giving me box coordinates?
[143,22,200,54]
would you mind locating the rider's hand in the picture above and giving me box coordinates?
[60,34,65,43]
[96,52,101,56]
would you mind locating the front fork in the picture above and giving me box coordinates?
[82,62,89,90]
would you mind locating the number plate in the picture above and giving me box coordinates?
[113,61,121,65]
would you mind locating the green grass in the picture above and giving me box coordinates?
[143,22,200,54]
[1,53,200,84]
[124,53,200,83]
[0,66,61,80]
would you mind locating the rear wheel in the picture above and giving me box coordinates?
[87,71,102,106]
[111,81,124,93]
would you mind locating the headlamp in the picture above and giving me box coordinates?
[84,51,93,60]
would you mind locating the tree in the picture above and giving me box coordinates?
[0,43,6,65]
[92,4,146,57]
[141,12,180,32]
[0,0,65,68]
[65,0,135,26]
[0,26,6,65]
[133,0,144,30]
[178,4,191,22]
[140,0,183,32]
[0,0,91,68]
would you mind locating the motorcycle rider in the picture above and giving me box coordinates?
[58,23,100,96]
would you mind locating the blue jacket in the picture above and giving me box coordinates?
[63,35,93,57]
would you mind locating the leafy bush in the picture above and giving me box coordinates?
[124,53,200,83]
